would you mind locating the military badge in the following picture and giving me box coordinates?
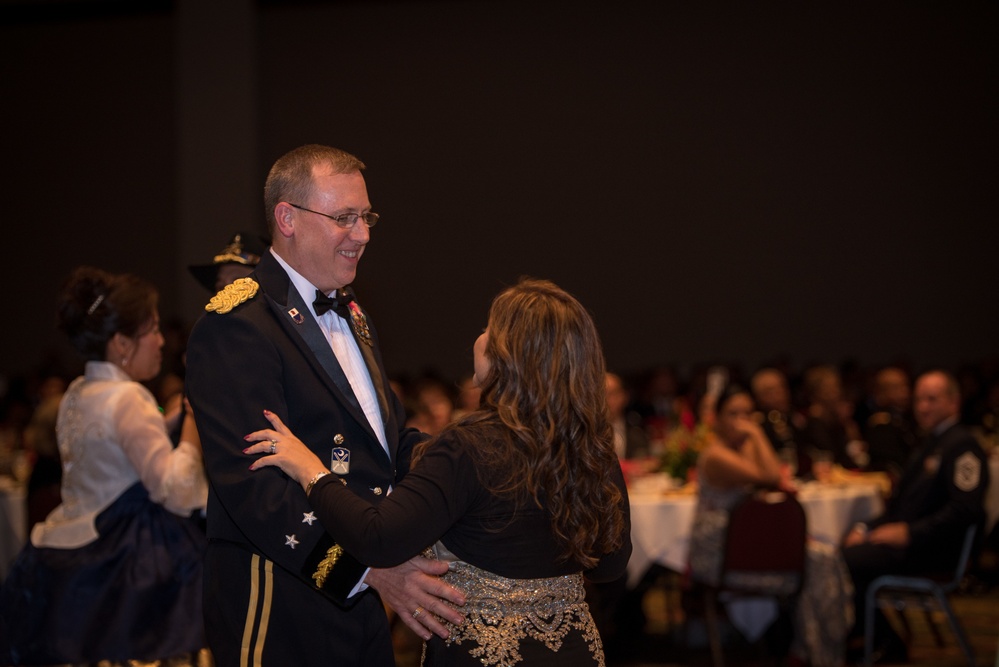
[348,302,373,347]
[331,447,350,475]
[954,451,981,492]
[205,277,259,314]
[288,307,304,325]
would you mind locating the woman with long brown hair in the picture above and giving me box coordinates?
[245,278,631,666]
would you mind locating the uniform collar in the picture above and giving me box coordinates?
[269,248,347,321]
[932,415,959,436]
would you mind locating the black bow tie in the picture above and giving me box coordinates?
[313,289,354,318]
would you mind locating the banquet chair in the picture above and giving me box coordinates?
[863,524,978,667]
[699,491,808,667]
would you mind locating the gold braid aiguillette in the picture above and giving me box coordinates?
[205,277,259,314]
[312,544,344,588]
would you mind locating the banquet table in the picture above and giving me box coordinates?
[627,479,885,588]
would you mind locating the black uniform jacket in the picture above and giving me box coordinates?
[871,421,988,558]
[186,251,425,603]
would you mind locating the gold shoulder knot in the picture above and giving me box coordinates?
[205,277,259,314]
[312,544,343,589]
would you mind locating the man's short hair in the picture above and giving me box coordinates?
[750,367,785,394]
[263,144,366,234]
[917,369,961,400]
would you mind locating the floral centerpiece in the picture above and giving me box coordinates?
[658,424,708,483]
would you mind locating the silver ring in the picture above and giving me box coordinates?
[412,606,423,619]
[269,440,277,455]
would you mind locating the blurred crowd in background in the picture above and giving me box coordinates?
[3,342,998,536]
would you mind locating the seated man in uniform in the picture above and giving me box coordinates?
[605,372,650,460]
[750,367,806,469]
[863,366,917,479]
[841,369,989,662]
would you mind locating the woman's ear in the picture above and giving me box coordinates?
[110,332,133,360]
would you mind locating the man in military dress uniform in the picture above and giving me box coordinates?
[842,370,989,662]
[186,145,464,667]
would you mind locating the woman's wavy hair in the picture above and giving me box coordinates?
[57,266,158,361]
[456,278,624,568]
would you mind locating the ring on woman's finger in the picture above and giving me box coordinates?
[269,439,277,455]
[412,606,424,619]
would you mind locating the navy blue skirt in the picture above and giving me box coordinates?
[0,482,207,665]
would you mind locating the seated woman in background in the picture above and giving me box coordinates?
[0,266,209,666]
[405,375,458,436]
[689,384,853,667]
[245,278,632,666]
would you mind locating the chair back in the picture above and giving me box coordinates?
[720,491,808,595]
[864,523,981,666]
[940,524,978,594]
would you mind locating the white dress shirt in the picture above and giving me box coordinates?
[270,249,389,457]
[271,249,391,593]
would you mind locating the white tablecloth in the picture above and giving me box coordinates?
[0,476,27,582]
[627,480,884,587]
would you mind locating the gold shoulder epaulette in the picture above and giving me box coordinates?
[205,277,259,314]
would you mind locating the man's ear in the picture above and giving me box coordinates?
[273,203,296,238]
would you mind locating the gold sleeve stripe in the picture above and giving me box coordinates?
[312,543,344,589]
[240,554,274,667]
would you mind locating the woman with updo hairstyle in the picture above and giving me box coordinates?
[0,266,210,666]
[688,383,853,667]
[241,278,632,666]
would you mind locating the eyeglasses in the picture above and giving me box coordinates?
[288,203,379,229]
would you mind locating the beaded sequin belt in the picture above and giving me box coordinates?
[434,559,604,666]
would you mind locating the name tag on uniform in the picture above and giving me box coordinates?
[331,447,350,475]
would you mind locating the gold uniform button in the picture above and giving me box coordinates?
[334,434,345,445]
[372,487,383,496]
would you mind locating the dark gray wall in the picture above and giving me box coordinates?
[2,1,996,388]
[2,4,177,380]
